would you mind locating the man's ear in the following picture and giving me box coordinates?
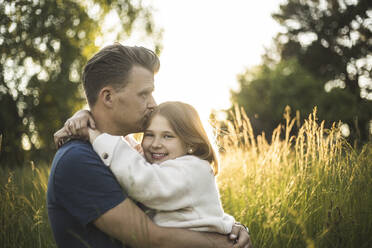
[99,86,115,108]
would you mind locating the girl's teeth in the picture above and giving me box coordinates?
[152,153,166,159]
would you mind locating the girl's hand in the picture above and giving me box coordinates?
[54,127,100,149]
[64,109,96,136]
[54,126,90,148]
[54,109,96,148]
[54,127,71,148]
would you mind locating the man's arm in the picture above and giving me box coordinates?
[54,116,252,248]
[94,198,235,248]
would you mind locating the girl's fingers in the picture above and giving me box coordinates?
[55,131,67,148]
[54,128,64,145]
[76,120,82,131]
[64,120,72,136]
[70,122,77,136]
[89,115,96,129]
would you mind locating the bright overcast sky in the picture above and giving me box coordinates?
[102,0,285,121]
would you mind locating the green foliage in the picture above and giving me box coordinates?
[271,0,372,141]
[0,0,162,167]
[231,59,319,138]
[1,113,371,247]
[0,163,56,247]
[231,59,360,140]
[218,108,372,248]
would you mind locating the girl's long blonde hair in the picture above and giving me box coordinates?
[149,101,219,175]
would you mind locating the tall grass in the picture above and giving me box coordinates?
[0,163,56,247]
[1,107,371,247]
[217,106,372,248]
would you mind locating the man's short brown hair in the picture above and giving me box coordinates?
[82,44,160,107]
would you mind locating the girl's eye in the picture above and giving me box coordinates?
[144,133,154,137]
[164,135,174,139]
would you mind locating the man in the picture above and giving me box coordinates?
[47,44,252,247]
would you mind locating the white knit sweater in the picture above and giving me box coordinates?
[92,133,235,234]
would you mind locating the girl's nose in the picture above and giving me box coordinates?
[151,138,162,148]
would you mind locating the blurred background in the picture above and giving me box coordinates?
[1,0,371,167]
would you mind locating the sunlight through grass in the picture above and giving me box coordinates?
[1,107,371,247]
[217,106,372,247]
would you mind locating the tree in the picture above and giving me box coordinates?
[0,0,162,167]
[272,0,372,141]
[230,58,341,140]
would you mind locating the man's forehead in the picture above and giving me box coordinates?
[125,76,154,90]
[128,65,154,79]
[126,67,154,85]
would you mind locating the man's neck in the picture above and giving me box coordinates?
[91,108,130,136]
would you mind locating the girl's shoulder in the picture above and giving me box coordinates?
[174,155,209,164]
[174,155,214,174]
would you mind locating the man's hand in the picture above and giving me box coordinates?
[94,197,241,248]
[229,223,253,248]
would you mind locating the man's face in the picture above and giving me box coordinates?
[112,66,156,134]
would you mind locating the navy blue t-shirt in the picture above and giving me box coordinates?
[47,140,127,248]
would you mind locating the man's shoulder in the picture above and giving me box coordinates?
[56,139,95,159]
[50,139,117,190]
[52,140,101,171]
[60,139,94,153]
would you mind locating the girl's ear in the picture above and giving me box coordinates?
[187,146,194,154]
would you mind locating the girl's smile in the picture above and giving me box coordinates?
[142,114,188,164]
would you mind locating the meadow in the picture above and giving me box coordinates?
[1,107,371,247]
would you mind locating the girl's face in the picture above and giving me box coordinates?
[142,114,188,164]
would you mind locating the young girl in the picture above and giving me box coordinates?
[57,101,235,234]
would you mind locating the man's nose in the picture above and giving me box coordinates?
[148,95,157,110]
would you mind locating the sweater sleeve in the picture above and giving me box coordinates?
[92,133,193,211]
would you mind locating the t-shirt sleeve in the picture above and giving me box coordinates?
[53,143,127,226]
